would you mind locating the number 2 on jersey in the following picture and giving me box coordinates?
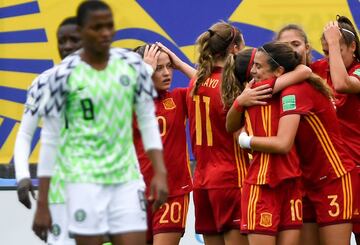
[193,95,213,146]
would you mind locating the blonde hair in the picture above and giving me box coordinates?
[191,21,243,96]
[221,48,255,107]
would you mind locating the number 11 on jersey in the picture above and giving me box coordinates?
[193,95,213,146]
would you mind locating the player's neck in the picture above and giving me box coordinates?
[214,59,225,67]
[81,49,110,71]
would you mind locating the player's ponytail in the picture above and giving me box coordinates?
[221,54,239,108]
[191,30,214,96]
[191,21,243,96]
[307,74,334,99]
[221,48,256,107]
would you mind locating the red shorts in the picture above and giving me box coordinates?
[305,170,357,226]
[241,178,303,235]
[146,194,189,242]
[193,188,242,234]
[302,195,317,223]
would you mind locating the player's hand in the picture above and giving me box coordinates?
[32,203,52,242]
[323,21,341,46]
[149,170,168,212]
[17,178,36,209]
[155,42,183,69]
[236,80,272,107]
[143,44,161,71]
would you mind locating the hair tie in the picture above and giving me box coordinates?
[229,26,237,45]
[208,29,215,37]
[246,48,257,80]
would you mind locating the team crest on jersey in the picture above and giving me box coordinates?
[354,68,360,77]
[163,98,176,110]
[282,95,296,111]
[74,209,86,222]
[51,224,61,237]
[260,212,272,227]
[120,75,130,86]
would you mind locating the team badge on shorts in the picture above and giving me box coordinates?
[260,212,272,227]
[163,98,176,110]
[74,209,87,222]
[51,224,61,237]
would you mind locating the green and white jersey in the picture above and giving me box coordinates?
[40,48,157,184]
[48,166,66,204]
[48,127,67,204]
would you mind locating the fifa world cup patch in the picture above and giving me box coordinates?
[353,68,360,77]
[163,98,176,110]
[282,95,296,111]
[260,212,272,227]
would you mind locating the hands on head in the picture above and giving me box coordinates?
[323,21,342,45]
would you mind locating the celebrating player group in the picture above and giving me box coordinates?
[12,1,360,245]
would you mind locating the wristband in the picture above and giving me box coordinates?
[238,132,252,149]
[233,99,244,113]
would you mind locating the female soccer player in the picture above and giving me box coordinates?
[313,15,360,244]
[275,24,320,245]
[14,16,82,245]
[223,43,311,245]
[186,21,249,245]
[238,42,357,245]
[32,1,168,245]
[133,43,195,245]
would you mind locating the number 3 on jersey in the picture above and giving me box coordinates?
[193,95,213,146]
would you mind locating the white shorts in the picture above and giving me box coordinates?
[48,204,75,245]
[66,180,147,235]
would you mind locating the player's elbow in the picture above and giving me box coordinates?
[333,78,353,93]
[276,144,292,154]
[225,122,238,133]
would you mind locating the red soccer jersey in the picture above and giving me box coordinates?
[133,88,193,197]
[244,79,301,187]
[312,59,360,165]
[186,67,249,189]
[280,81,356,187]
